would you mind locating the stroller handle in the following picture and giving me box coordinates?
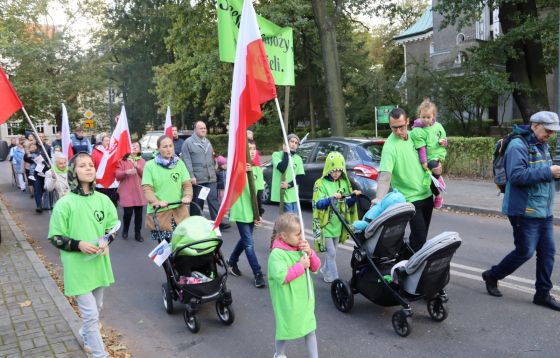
[153,201,185,214]
[172,237,224,258]
[329,193,372,207]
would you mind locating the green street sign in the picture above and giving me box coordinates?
[376,105,397,124]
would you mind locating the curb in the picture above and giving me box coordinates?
[0,199,87,356]
[443,203,560,226]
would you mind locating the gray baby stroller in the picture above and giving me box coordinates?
[329,197,462,337]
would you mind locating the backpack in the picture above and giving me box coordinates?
[493,134,528,193]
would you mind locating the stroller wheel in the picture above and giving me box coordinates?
[331,279,354,313]
[162,283,173,314]
[392,310,412,337]
[216,301,235,325]
[427,298,448,322]
[184,311,200,333]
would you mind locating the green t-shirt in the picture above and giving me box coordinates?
[410,122,447,162]
[271,151,305,204]
[142,160,191,214]
[268,248,316,340]
[313,178,351,238]
[379,133,432,203]
[48,191,118,296]
[229,166,265,223]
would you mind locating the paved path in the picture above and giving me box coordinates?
[0,199,86,358]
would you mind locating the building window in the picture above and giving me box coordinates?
[7,121,22,135]
[36,124,44,133]
[456,33,465,45]
[51,125,59,134]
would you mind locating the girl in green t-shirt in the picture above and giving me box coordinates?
[48,153,119,358]
[268,213,321,358]
[410,98,448,209]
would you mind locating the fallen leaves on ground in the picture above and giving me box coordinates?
[0,195,133,358]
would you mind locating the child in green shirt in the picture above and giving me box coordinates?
[226,140,267,288]
[410,98,448,209]
[312,151,360,283]
[268,213,320,358]
[48,153,119,357]
[271,133,305,213]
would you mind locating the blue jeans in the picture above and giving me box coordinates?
[283,202,298,214]
[490,216,555,296]
[33,175,45,209]
[229,222,262,276]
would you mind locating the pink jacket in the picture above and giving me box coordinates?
[272,239,321,283]
[116,158,147,207]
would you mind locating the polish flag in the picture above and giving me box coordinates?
[0,67,23,124]
[96,106,132,188]
[60,104,74,160]
[213,0,277,228]
[164,106,173,138]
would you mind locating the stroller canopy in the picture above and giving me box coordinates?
[172,216,219,256]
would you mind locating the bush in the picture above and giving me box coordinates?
[444,137,495,178]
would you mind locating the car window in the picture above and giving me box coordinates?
[296,142,316,163]
[313,142,346,163]
[147,135,159,150]
[358,142,383,162]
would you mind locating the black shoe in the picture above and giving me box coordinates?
[35,208,42,213]
[219,223,231,230]
[135,235,144,242]
[227,260,242,277]
[482,270,502,297]
[533,294,560,311]
[254,273,266,288]
[122,232,128,240]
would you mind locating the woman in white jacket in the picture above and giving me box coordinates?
[45,153,70,201]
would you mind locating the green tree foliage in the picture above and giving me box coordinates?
[0,0,110,131]
[434,0,559,122]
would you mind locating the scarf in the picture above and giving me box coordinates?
[155,153,179,169]
[67,153,95,196]
[53,166,68,174]
[130,154,142,161]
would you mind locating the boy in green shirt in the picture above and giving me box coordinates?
[271,133,305,213]
[227,140,267,288]
[48,153,118,357]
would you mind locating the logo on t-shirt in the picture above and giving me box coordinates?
[171,172,180,182]
[94,210,105,223]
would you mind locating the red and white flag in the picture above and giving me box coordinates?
[60,104,74,160]
[96,106,132,188]
[0,67,23,124]
[214,0,277,228]
[164,106,173,138]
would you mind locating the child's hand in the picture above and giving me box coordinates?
[246,163,252,172]
[78,241,99,255]
[439,138,448,147]
[299,255,310,269]
[298,239,312,256]
[422,163,428,170]
[333,192,342,199]
[100,246,110,256]
[280,181,288,189]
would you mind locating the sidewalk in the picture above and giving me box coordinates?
[0,199,86,358]
[443,177,560,223]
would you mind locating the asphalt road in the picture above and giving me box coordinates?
[1,163,560,358]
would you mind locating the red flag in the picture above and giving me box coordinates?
[0,67,23,124]
[61,104,74,160]
[96,106,132,188]
[164,106,173,138]
[214,0,277,228]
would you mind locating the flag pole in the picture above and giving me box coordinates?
[21,107,54,168]
[273,97,312,300]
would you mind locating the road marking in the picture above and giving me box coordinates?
[221,211,557,296]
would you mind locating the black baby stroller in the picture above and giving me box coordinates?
[328,196,461,337]
[152,202,234,333]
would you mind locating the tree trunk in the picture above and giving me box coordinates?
[311,0,346,136]
[309,88,316,138]
[500,1,549,123]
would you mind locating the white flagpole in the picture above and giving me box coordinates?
[21,107,54,168]
[273,97,312,300]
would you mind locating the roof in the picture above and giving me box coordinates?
[393,6,433,42]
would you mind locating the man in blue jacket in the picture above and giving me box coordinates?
[482,111,560,311]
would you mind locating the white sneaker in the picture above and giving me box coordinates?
[78,328,92,353]
[29,175,35,181]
